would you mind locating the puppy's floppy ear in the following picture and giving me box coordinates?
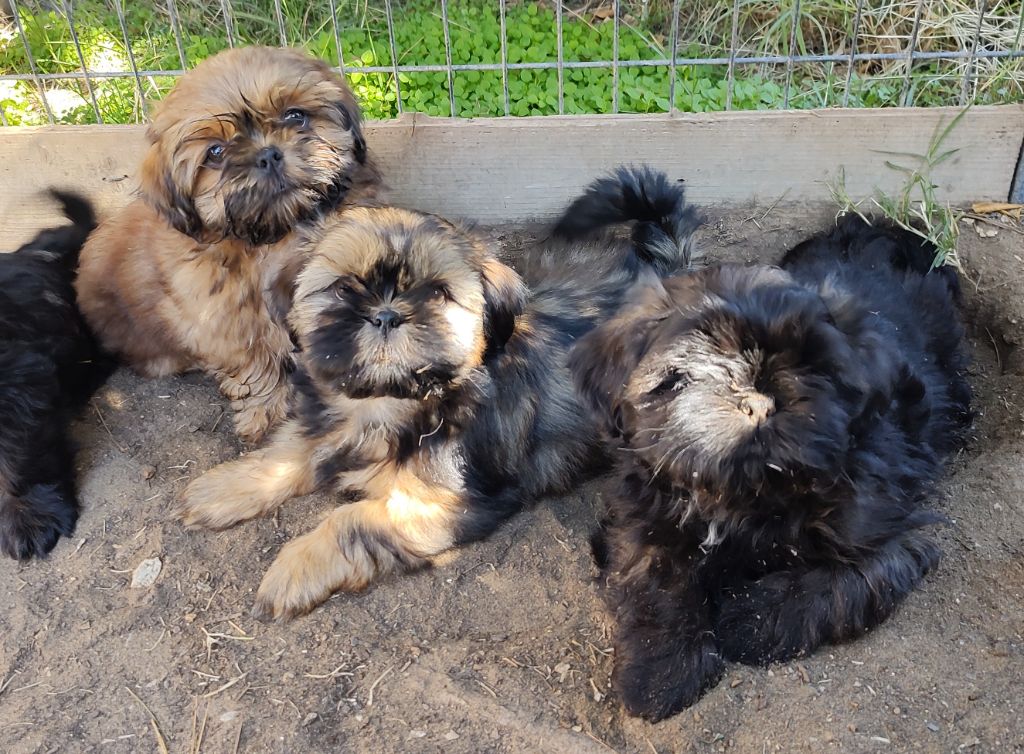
[336,99,368,164]
[139,127,204,239]
[569,273,688,436]
[314,60,369,165]
[570,311,659,437]
[480,257,527,356]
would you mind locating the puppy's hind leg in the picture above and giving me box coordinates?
[253,472,462,621]
[178,419,318,530]
[715,531,941,665]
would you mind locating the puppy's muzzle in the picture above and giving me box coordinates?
[739,393,775,424]
[255,146,285,175]
[372,308,402,332]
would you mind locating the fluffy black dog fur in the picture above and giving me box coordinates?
[448,166,704,542]
[0,192,114,560]
[570,213,972,721]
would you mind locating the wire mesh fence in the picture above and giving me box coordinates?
[1,1,1023,127]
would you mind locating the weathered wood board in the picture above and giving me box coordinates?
[0,106,1021,247]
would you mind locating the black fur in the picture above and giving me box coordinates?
[570,214,972,721]
[0,191,114,560]
[454,168,701,543]
[336,101,368,164]
[553,164,703,273]
[157,167,203,239]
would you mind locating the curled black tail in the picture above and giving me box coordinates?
[552,165,703,274]
[49,189,97,235]
[18,190,98,269]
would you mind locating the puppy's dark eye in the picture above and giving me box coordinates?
[205,143,225,166]
[332,280,355,300]
[431,286,449,302]
[650,371,690,395]
[283,108,309,128]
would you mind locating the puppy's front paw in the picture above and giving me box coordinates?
[231,388,289,444]
[715,576,812,666]
[0,486,77,560]
[219,375,251,401]
[612,632,723,722]
[253,534,344,622]
[177,468,258,531]
[231,401,273,444]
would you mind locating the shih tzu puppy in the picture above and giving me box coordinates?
[571,214,972,721]
[1,192,114,560]
[75,46,381,442]
[177,166,701,620]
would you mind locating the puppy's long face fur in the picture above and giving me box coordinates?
[141,46,368,245]
[291,207,526,401]
[574,266,862,504]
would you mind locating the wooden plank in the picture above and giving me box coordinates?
[1,106,1022,248]
[1011,135,1024,204]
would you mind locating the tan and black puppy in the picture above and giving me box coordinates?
[76,46,381,442]
[177,167,701,620]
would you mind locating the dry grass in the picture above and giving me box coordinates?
[627,0,1024,100]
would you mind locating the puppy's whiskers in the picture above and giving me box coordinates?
[618,441,662,453]
[652,440,693,480]
[699,519,723,551]
[418,418,445,446]
[631,423,670,436]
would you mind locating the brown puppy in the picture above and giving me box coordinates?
[76,46,380,442]
[176,167,699,620]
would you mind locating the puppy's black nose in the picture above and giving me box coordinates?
[372,308,402,331]
[255,146,284,172]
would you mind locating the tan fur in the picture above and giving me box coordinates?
[76,46,381,442]
[289,207,497,382]
[178,207,527,619]
[253,469,462,620]
[179,394,420,530]
[178,419,319,530]
[181,399,466,620]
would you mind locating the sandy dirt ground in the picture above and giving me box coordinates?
[1,207,1022,754]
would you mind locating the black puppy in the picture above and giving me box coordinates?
[0,192,113,560]
[571,214,972,721]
